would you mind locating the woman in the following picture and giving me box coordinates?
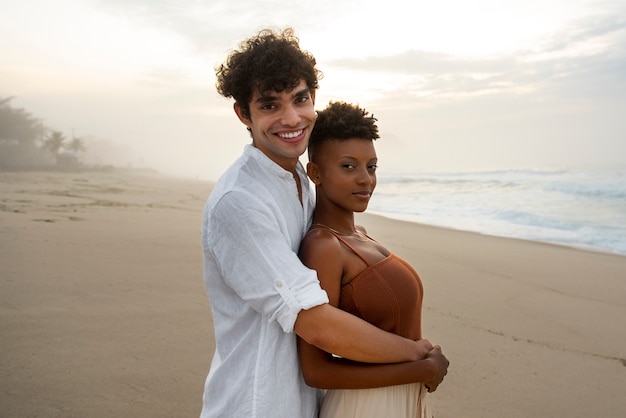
[298,102,449,418]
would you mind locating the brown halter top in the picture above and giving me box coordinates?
[311,226,424,340]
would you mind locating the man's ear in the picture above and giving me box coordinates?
[307,161,321,185]
[234,103,252,128]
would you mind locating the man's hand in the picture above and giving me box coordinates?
[414,339,434,360]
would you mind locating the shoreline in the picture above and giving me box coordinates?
[368,210,626,258]
[1,170,625,417]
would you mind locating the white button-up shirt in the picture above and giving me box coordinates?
[201,145,329,418]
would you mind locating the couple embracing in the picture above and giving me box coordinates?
[200,28,449,418]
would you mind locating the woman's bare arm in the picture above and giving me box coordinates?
[295,229,449,387]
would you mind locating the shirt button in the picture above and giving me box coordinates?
[275,281,283,288]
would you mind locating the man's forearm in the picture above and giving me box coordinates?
[295,303,420,363]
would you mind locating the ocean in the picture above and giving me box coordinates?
[367,168,626,256]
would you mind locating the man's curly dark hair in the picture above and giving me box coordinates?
[215,28,321,118]
[308,101,380,162]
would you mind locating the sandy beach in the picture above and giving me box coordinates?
[1,170,625,417]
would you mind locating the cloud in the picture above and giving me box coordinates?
[309,11,626,172]
[322,10,626,108]
[95,0,347,56]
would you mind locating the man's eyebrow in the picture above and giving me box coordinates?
[255,94,277,104]
[254,87,311,104]
[292,87,311,98]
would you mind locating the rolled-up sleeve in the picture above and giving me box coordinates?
[206,191,328,333]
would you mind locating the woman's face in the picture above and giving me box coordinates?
[312,138,377,214]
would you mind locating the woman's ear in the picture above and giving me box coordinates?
[307,161,321,185]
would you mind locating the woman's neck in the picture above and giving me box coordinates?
[311,212,355,235]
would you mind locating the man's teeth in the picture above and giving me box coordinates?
[280,130,302,139]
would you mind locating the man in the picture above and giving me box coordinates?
[201,28,430,418]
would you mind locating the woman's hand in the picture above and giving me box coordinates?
[423,345,449,392]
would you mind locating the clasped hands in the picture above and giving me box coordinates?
[414,339,449,393]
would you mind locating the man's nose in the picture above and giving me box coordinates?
[280,105,300,126]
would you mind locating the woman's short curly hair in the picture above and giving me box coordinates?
[308,101,379,162]
[215,28,321,117]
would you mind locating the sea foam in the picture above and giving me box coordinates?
[368,169,626,255]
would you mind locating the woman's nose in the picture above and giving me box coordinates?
[357,167,374,184]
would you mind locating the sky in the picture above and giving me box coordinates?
[1,0,625,180]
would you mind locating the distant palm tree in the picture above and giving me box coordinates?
[66,136,86,157]
[42,130,66,162]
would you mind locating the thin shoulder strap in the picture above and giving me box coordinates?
[309,225,371,266]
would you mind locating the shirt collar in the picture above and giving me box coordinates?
[243,144,307,180]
